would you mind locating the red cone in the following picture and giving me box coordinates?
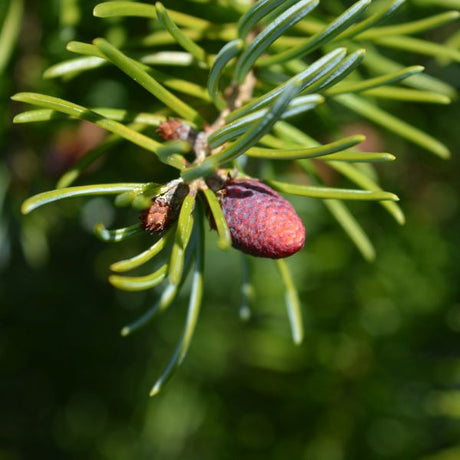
[217,178,305,258]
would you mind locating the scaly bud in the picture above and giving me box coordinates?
[141,182,189,233]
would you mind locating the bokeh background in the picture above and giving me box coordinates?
[1,1,459,459]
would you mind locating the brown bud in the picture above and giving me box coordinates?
[157,120,187,141]
[141,183,189,233]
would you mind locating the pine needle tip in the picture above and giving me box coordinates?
[149,384,161,397]
[92,37,105,47]
[395,210,406,225]
[108,275,121,287]
[217,239,231,250]
[109,262,121,272]
[439,148,451,160]
[363,250,376,262]
[293,334,303,346]
[20,201,31,215]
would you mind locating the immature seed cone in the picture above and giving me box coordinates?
[215,178,305,259]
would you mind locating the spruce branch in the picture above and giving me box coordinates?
[13,0,457,396]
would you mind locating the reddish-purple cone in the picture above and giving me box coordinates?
[217,178,305,259]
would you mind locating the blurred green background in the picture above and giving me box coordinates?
[1,1,459,459]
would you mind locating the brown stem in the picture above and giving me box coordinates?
[209,70,257,133]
